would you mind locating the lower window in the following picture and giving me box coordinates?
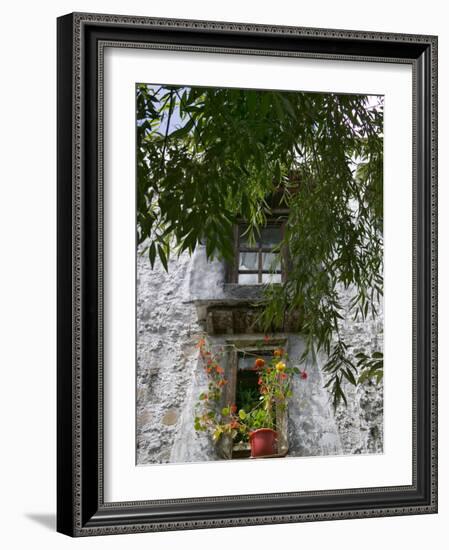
[220,341,289,459]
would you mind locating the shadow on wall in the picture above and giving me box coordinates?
[25,513,56,531]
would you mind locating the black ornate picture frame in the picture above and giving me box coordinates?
[57,12,438,536]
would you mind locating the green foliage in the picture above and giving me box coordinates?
[137,84,384,407]
[236,386,260,413]
[356,351,384,384]
[244,408,274,431]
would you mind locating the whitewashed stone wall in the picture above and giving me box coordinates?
[329,288,384,455]
[137,244,383,464]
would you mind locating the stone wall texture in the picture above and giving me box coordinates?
[136,244,383,464]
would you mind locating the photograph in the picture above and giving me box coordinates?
[135,84,385,464]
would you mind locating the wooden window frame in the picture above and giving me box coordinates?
[229,216,289,284]
[217,339,289,459]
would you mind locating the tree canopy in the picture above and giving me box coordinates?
[136,84,384,407]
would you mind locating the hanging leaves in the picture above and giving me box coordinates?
[136,83,384,407]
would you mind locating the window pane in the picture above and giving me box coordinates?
[262,252,280,270]
[238,356,256,370]
[239,225,256,248]
[238,273,259,284]
[260,225,282,247]
[239,252,258,271]
[238,354,271,370]
[262,273,282,284]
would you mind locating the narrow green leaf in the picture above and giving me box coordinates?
[157,245,168,272]
[148,242,156,268]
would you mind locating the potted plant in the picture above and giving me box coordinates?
[194,339,307,458]
[242,409,277,457]
[240,349,302,457]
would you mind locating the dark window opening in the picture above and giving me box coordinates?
[235,354,268,412]
[232,352,276,458]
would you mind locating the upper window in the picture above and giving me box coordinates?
[235,223,284,284]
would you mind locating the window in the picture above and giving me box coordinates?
[235,353,270,417]
[234,223,284,284]
[232,353,273,458]
[218,342,289,459]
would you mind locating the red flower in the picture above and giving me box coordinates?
[280,372,287,380]
[263,335,271,342]
[300,370,308,380]
[230,404,237,414]
[258,377,263,385]
[230,420,240,429]
[254,358,266,369]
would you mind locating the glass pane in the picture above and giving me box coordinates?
[262,273,282,284]
[238,356,256,370]
[260,225,282,247]
[262,252,280,270]
[239,225,256,248]
[239,252,258,271]
[238,273,259,284]
[238,354,271,370]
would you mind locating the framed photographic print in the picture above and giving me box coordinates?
[57,12,438,536]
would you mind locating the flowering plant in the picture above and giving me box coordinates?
[193,339,243,443]
[194,339,307,447]
[239,349,303,433]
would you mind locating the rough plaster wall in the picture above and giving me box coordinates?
[286,341,342,457]
[137,245,383,464]
[326,287,384,455]
[136,247,203,464]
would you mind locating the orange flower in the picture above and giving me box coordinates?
[218,379,228,387]
[254,358,266,369]
[280,372,287,380]
[273,348,284,357]
[196,338,206,348]
[275,361,286,372]
[215,365,224,375]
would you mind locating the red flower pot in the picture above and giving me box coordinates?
[249,428,277,457]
